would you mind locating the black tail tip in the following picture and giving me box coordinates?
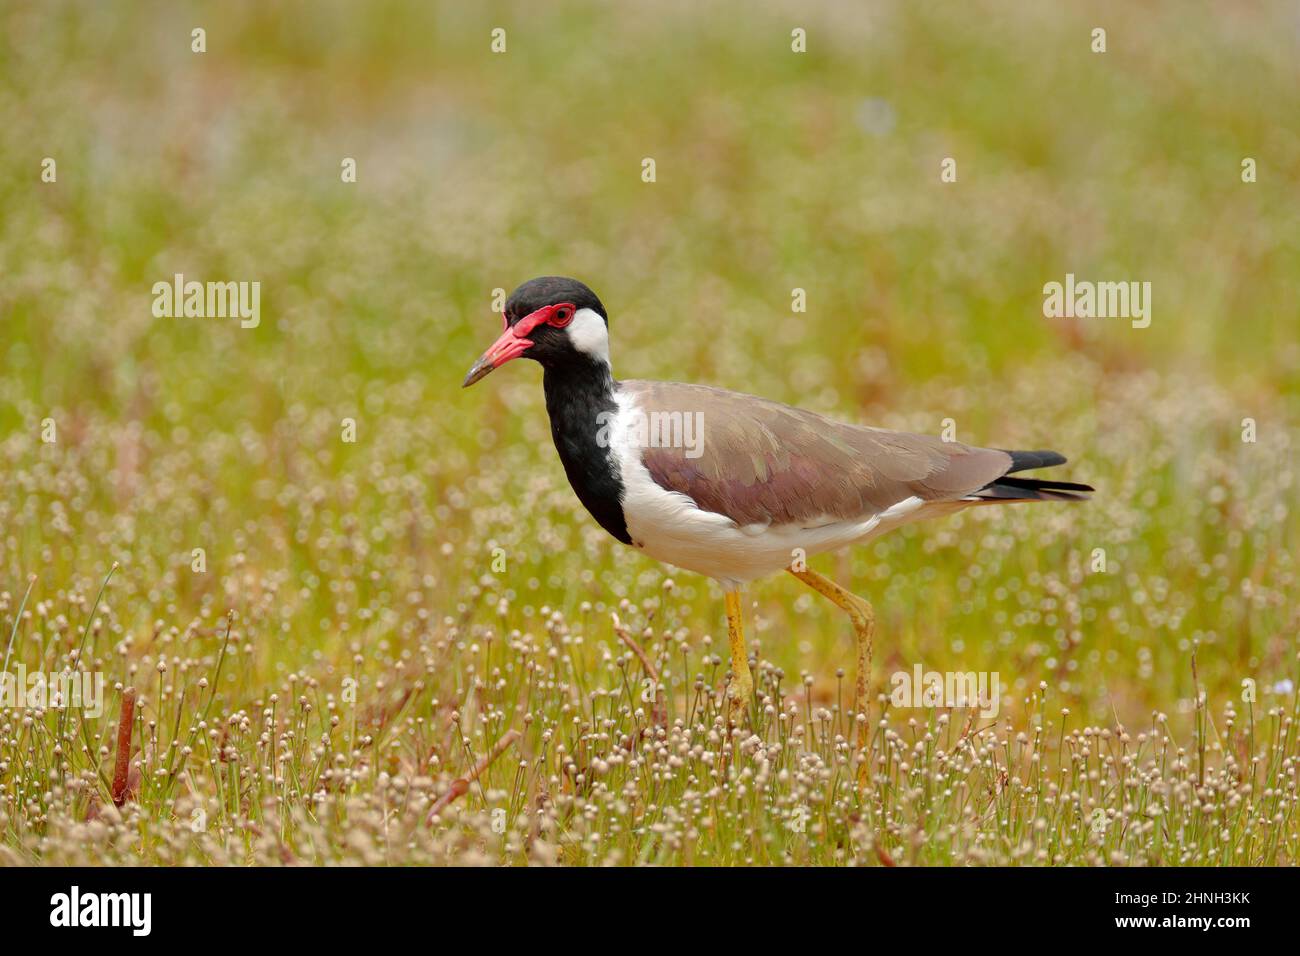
[974,475,1094,502]
[1002,449,1068,473]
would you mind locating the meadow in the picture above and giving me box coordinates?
[1,0,1297,865]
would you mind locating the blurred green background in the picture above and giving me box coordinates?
[1,0,1297,725]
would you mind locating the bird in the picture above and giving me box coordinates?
[463,276,1092,727]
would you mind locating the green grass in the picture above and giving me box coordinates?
[1,0,1297,865]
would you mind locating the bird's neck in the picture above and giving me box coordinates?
[542,357,631,545]
[542,352,617,426]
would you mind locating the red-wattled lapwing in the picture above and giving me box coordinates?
[463,277,1092,724]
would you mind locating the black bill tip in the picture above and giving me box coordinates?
[462,357,494,388]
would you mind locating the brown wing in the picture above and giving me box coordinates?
[620,380,1013,527]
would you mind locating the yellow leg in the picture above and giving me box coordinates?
[787,568,875,734]
[724,590,754,724]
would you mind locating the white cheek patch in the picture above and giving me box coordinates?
[565,308,610,364]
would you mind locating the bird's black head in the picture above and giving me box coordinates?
[505,276,606,327]
[463,276,610,387]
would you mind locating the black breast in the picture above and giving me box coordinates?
[542,361,631,545]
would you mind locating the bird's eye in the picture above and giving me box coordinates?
[551,306,574,327]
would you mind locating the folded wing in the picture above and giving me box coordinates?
[620,380,1020,528]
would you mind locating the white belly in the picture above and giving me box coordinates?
[623,490,940,588]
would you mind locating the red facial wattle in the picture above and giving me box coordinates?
[462,302,577,387]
